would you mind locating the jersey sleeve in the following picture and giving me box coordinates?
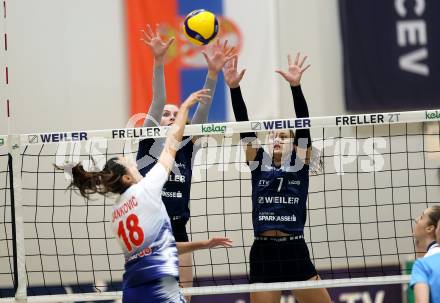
[138,163,169,205]
[410,259,429,288]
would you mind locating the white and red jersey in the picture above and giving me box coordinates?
[111,163,179,289]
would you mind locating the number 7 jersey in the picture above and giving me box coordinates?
[111,163,179,289]
[250,148,310,236]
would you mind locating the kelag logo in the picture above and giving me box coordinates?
[426,110,440,120]
[0,138,4,146]
[201,124,227,134]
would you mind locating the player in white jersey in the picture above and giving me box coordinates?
[65,89,233,303]
[413,206,440,258]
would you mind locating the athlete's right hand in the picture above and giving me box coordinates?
[223,56,246,88]
[201,237,233,249]
[141,24,174,61]
[180,89,212,109]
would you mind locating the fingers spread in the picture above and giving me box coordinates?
[233,56,238,69]
[238,69,246,81]
[222,39,228,51]
[166,37,175,47]
[299,55,308,68]
[294,52,300,65]
[225,54,237,64]
[140,36,151,45]
[201,51,209,62]
[141,30,152,43]
[301,64,311,73]
[225,46,235,57]
[146,24,154,38]
[275,69,288,79]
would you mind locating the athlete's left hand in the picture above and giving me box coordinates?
[203,237,233,249]
[276,52,311,87]
[203,39,237,77]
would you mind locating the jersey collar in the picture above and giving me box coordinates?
[427,241,439,253]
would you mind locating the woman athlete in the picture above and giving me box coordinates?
[224,54,331,303]
[65,89,232,303]
[136,24,236,301]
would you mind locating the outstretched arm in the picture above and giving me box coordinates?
[140,24,174,127]
[176,237,233,255]
[276,53,312,162]
[158,89,211,172]
[224,57,259,162]
[191,39,236,125]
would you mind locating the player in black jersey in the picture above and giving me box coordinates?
[224,54,331,303]
[137,25,236,302]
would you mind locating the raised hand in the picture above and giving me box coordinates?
[202,237,233,249]
[202,39,236,78]
[223,56,246,88]
[181,89,212,109]
[141,24,174,63]
[276,52,311,87]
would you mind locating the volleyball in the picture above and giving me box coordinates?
[183,9,219,46]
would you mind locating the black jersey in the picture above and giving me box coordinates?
[250,147,309,236]
[136,137,195,222]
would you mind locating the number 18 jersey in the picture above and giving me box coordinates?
[111,163,179,289]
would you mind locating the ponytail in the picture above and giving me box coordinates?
[58,157,129,199]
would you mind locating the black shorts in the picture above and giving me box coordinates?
[171,219,189,242]
[249,235,318,283]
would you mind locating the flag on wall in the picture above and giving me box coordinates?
[339,0,440,112]
[125,0,281,124]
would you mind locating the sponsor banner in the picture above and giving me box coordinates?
[0,137,5,147]
[201,124,227,134]
[26,132,89,144]
[335,113,406,126]
[260,118,311,130]
[15,109,440,145]
[425,109,440,120]
[336,114,386,126]
[339,0,440,111]
[111,127,162,139]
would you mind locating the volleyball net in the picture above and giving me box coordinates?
[0,109,439,302]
